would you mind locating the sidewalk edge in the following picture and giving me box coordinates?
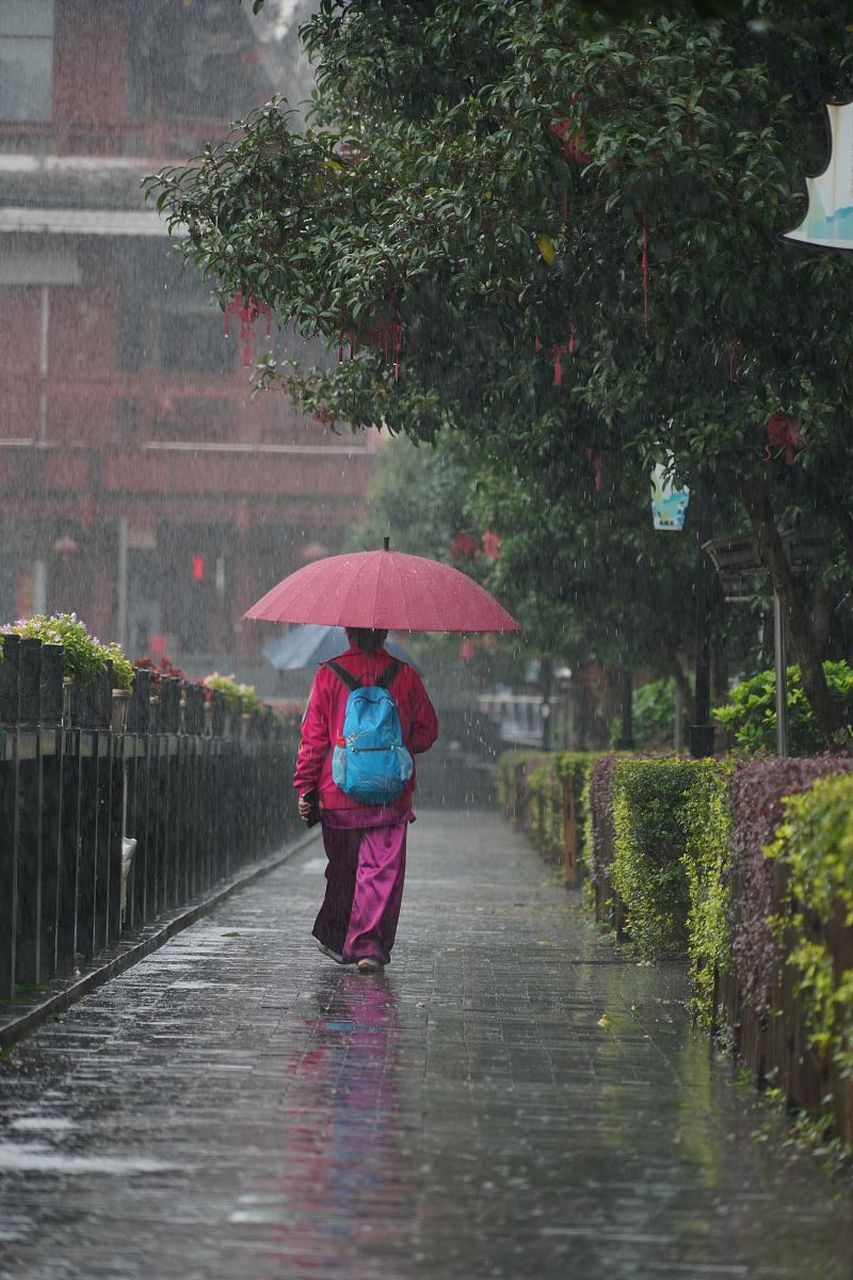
[0,827,322,1053]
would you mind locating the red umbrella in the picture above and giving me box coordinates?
[244,547,519,633]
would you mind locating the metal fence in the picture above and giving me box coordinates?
[0,634,297,1001]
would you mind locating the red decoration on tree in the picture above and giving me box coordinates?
[550,117,591,164]
[363,315,403,380]
[481,530,502,560]
[586,447,604,492]
[569,320,576,355]
[534,334,542,353]
[766,411,805,464]
[450,532,479,560]
[551,343,567,386]
[223,290,273,367]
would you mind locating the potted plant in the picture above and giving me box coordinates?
[201,673,261,736]
[2,613,135,727]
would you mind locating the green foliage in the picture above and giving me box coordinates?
[609,755,735,987]
[151,2,853,736]
[611,676,681,749]
[680,757,736,1022]
[497,749,602,868]
[2,613,134,690]
[714,661,853,755]
[611,758,695,958]
[105,643,134,692]
[767,774,853,1077]
[350,434,474,559]
[202,672,261,713]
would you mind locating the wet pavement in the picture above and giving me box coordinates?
[0,808,850,1280]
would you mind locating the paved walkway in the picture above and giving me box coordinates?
[0,809,850,1280]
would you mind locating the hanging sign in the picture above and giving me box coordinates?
[784,101,853,251]
[651,461,690,531]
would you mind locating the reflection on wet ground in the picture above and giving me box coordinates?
[0,809,850,1279]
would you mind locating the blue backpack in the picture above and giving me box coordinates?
[327,660,414,805]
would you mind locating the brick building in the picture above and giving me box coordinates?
[0,0,376,687]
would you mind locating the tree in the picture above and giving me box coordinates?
[150,1,853,744]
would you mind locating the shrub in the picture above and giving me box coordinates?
[202,671,261,714]
[611,758,696,957]
[679,758,737,1023]
[713,660,853,755]
[767,774,853,1078]
[133,654,187,694]
[104,642,134,692]
[583,753,620,889]
[497,749,602,869]
[2,613,134,690]
[727,756,853,1015]
[610,677,679,749]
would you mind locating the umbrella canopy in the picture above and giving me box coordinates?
[263,624,420,671]
[245,549,519,633]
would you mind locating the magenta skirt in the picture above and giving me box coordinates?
[313,811,412,965]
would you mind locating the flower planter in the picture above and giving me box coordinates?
[111,688,130,734]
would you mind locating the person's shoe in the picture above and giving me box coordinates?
[316,939,345,964]
[356,957,384,975]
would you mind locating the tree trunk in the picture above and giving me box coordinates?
[738,467,848,748]
[667,648,694,724]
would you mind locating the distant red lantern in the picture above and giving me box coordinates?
[192,553,205,582]
[766,411,805,464]
[450,532,479,560]
[481,530,502,560]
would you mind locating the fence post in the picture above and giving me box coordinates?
[15,637,43,986]
[0,635,21,999]
[39,643,64,979]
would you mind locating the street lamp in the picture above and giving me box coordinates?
[702,531,829,757]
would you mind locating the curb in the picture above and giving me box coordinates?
[0,826,323,1053]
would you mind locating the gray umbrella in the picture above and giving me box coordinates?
[262,624,420,672]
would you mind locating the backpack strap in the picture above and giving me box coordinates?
[325,660,361,692]
[375,660,400,690]
[326,658,401,692]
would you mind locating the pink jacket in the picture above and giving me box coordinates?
[293,647,439,811]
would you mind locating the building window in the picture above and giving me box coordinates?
[160,312,233,375]
[0,0,54,121]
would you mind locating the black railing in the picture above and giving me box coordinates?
[0,634,298,1001]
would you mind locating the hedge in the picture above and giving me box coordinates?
[498,749,603,873]
[610,759,696,958]
[501,746,853,1143]
[768,773,853,1081]
[727,756,853,1016]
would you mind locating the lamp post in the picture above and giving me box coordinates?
[702,531,828,758]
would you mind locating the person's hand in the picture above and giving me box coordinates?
[298,794,314,825]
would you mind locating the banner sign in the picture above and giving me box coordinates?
[785,101,853,251]
[651,462,690,531]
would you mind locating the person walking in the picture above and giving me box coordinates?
[294,627,438,974]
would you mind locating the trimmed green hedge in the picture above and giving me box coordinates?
[680,759,736,1023]
[498,750,603,870]
[768,773,853,1079]
[611,759,694,958]
[501,747,853,1143]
